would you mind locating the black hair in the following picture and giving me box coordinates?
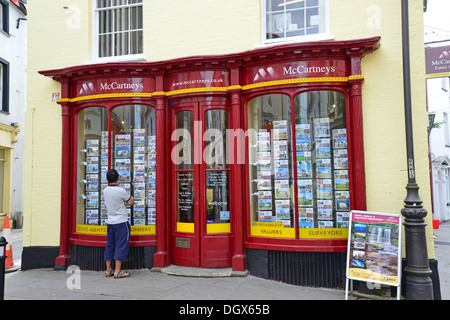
[106,169,119,183]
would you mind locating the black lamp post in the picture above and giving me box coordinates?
[0,236,7,300]
[401,0,434,300]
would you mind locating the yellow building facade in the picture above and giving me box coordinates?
[24,0,438,296]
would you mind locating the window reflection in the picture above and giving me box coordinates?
[77,107,108,225]
[248,94,295,234]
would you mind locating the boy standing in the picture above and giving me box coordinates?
[103,169,134,279]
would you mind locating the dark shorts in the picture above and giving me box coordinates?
[104,222,130,262]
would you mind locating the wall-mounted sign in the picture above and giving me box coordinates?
[425,45,450,78]
[166,70,230,92]
[345,210,402,300]
[242,59,348,86]
[72,77,155,97]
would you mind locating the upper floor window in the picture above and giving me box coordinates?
[0,59,9,113]
[264,0,328,44]
[95,0,143,59]
[0,0,9,34]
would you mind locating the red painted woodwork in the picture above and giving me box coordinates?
[41,37,381,270]
[169,100,233,268]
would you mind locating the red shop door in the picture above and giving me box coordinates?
[171,102,233,267]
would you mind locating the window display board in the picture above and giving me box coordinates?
[345,210,402,300]
[77,105,157,236]
[113,130,157,227]
[297,120,350,230]
[248,92,350,240]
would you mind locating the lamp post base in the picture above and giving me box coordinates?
[401,182,434,300]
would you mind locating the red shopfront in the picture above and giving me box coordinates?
[40,37,380,287]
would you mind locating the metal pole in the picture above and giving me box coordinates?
[400,0,434,300]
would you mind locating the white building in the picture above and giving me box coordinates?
[428,76,450,222]
[0,0,26,228]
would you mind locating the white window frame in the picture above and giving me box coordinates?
[261,0,331,45]
[92,0,145,62]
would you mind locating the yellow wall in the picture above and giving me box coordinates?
[329,1,434,258]
[26,1,434,257]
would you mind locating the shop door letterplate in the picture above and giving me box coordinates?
[176,237,191,248]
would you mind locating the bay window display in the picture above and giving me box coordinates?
[77,107,108,225]
[248,94,295,237]
[112,105,156,226]
[77,104,156,227]
[247,91,349,239]
[294,91,348,229]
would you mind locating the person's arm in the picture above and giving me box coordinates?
[125,196,134,206]
[121,188,134,206]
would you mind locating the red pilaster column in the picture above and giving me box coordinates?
[55,82,71,269]
[348,53,367,211]
[229,83,246,272]
[153,91,169,267]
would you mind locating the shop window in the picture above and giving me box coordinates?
[248,94,296,237]
[294,91,348,229]
[95,0,143,58]
[77,107,108,225]
[247,91,348,239]
[77,104,156,227]
[111,105,156,226]
[264,0,328,43]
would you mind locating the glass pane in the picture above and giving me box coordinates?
[286,0,304,10]
[137,6,143,29]
[114,8,129,32]
[130,6,142,30]
[206,171,230,226]
[294,91,348,230]
[101,34,112,57]
[114,32,129,56]
[77,107,108,225]
[248,94,295,237]
[266,12,285,39]
[175,111,194,170]
[177,172,194,223]
[287,9,305,37]
[130,30,143,55]
[111,105,157,226]
[204,109,228,169]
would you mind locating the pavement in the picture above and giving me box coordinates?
[1,221,450,302]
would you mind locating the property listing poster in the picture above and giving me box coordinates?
[346,210,402,286]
